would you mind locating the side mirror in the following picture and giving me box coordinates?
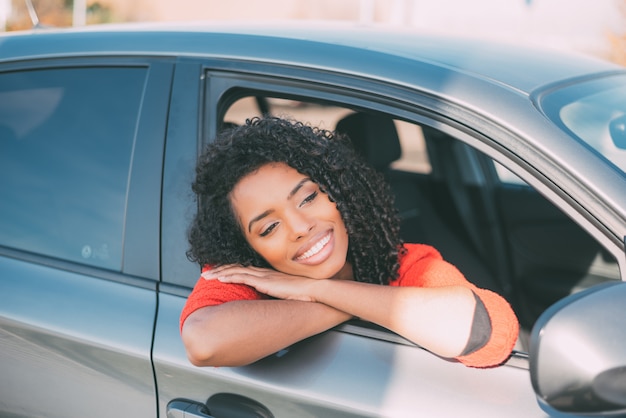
[529,281,626,416]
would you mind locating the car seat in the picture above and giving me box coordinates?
[335,112,502,294]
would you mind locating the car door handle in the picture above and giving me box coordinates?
[167,399,214,418]
[167,394,274,418]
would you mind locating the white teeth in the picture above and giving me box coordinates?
[297,233,331,261]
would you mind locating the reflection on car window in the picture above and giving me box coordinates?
[494,162,527,186]
[560,88,626,175]
[0,67,147,270]
[541,74,626,177]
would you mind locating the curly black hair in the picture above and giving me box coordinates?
[187,116,403,285]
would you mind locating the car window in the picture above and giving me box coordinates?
[494,162,528,186]
[218,90,621,350]
[0,67,147,270]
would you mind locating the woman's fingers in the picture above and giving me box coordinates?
[202,264,270,280]
[200,265,315,302]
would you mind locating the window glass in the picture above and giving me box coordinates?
[0,67,147,269]
[558,85,626,175]
[494,162,528,186]
[540,74,626,177]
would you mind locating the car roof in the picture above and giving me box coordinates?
[0,21,622,95]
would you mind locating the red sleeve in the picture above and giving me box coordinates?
[391,244,519,368]
[179,266,267,331]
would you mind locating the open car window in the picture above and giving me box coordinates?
[220,91,620,354]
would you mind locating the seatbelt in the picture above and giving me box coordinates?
[447,141,513,296]
[445,142,486,259]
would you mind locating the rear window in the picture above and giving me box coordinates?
[0,67,147,270]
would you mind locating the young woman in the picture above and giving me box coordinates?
[180,116,519,368]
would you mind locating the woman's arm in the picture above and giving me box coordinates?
[309,280,476,358]
[210,266,477,360]
[181,298,351,367]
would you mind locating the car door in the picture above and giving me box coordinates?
[153,61,542,418]
[0,59,173,417]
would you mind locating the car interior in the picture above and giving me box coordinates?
[220,94,621,352]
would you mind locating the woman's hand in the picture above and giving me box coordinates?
[203,265,318,302]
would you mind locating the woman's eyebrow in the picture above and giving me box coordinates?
[248,209,273,233]
[288,178,311,199]
[247,178,312,233]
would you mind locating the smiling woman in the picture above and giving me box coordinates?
[230,163,351,281]
[180,116,519,368]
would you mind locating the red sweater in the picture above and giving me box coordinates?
[180,243,519,368]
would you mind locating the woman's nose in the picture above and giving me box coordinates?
[287,211,314,240]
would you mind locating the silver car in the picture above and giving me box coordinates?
[0,22,625,417]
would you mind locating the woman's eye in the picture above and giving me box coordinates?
[300,191,318,207]
[260,222,278,237]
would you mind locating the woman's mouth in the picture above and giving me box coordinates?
[295,232,332,261]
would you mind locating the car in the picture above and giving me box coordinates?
[0,21,625,418]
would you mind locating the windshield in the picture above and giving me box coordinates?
[540,74,626,176]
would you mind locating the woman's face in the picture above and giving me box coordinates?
[229,162,350,280]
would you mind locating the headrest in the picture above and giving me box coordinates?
[335,112,402,171]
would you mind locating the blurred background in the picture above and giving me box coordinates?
[2,0,625,65]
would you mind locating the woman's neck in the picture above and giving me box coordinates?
[332,262,354,281]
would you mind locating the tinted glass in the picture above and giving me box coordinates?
[0,67,147,269]
[541,74,626,177]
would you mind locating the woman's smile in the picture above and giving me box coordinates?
[229,162,350,280]
[294,230,333,263]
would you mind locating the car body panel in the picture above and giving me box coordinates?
[154,293,544,418]
[0,51,171,417]
[0,256,157,418]
[0,22,616,93]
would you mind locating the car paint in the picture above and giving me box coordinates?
[1,21,624,417]
[0,256,157,417]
